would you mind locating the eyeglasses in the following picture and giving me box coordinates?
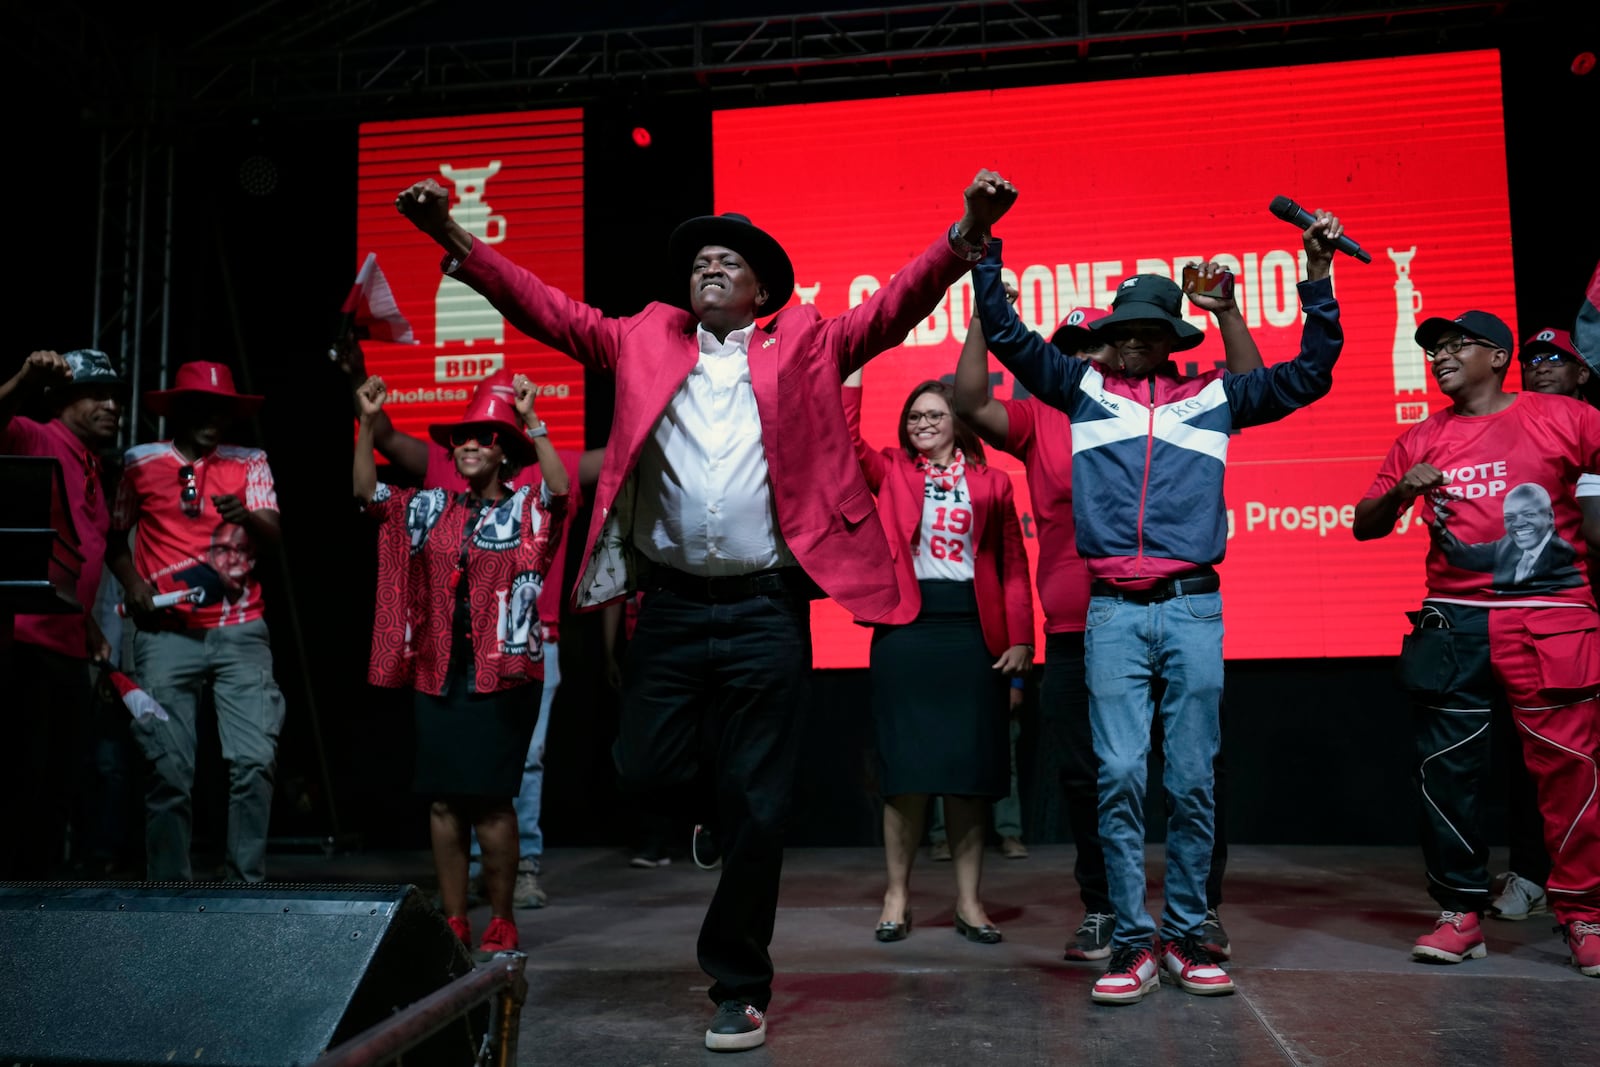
[449,428,501,449]
[906,410,949,427]
[1425,338,1501,359]
[177,464,200,516]
[1519,351,1578,368]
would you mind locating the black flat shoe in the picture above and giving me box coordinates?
[954,913,1002,944]
[875,910,913,942]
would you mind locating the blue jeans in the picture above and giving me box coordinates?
[472,639,557,873]
[1083,590,1223,947]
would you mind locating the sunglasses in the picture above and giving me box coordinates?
[178,464,201,516]
[1519,351,1578,368]
[449,428,501,449]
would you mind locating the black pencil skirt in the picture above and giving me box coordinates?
[412,670,540,798]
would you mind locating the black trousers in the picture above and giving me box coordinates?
[614,585,810,1012]
[1036,631,1229,915]
[2,641,94,879]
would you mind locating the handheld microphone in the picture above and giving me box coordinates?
[1268,196,1371,264]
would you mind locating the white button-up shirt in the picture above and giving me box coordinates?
[631,322,795,576]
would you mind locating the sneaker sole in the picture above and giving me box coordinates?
[1574,959,1600,977]
[1064,945,1113,961]
[1412,943,1487,964]
[1168,975,1236,996]
[1488,903,1550,921]
[513,896,547,909]
[705,1025,766,1051]
[1090,975,1158,1004]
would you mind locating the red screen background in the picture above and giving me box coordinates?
[355,109,586,451]
[713,51,1517,665]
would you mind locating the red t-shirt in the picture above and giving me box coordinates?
[999,397,1091,633]
[423,443,583,637]
[2,416,110,657]
[1363,392,1600,606]
[112,442,278,629]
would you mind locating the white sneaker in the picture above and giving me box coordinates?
[1489,871,1549,921]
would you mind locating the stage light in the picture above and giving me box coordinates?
[1574,52,1596,76]
[631,126,652,148]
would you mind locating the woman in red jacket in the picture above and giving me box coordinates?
[844,371,1033,944]
[353,372,568,961]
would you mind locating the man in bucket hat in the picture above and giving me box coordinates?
[955,270,1265,967]
[974,212,1346,1005]
[105,360,287,883]
[0,348,125,877]
[398,168,1016,1051]
[1355,309,1600,978]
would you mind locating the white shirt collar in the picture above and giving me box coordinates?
[696,321,755,356]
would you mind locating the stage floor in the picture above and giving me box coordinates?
[277,844,1597,1065]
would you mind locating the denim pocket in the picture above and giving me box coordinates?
[1085,600,1118,628]
[1180,591,1223,620]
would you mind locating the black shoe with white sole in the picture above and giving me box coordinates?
[705,1000,766,1052]
[693,823,722,870]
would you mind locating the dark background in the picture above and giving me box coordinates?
[7,2,1599,856]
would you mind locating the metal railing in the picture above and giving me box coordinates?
[310,951,528,1067]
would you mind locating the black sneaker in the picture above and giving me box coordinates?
[693,824,722,871]
[704,1000,766,1051]
[1202,907,1232,960]
[1064,911,1115,961]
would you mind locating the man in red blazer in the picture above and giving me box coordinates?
[397,170,1016,1052]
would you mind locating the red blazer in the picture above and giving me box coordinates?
[448,234,975,622]
[843,385,1033,657]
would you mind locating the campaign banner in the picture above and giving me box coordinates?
[713,51,1516,664]
[355,110,586,450]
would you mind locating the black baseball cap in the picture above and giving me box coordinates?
[1414,311,1514,355]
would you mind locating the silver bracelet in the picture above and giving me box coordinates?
[526,422,548,439]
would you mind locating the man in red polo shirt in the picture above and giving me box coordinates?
[106,361,286,882]
[0,348,124,877]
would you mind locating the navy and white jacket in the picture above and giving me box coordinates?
[974,239,1343,582]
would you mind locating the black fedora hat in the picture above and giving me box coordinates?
[668,212,795,317]
[1088,275,1206,352]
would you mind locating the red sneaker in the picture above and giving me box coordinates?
[1161,935,1235,996]
[445,915,471,946]
[1567,921,1600,977]
[1091,943,1159,1005]
[473,915,520,962]
[1412,911,1486,964]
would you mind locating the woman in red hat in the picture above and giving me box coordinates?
[842,370,1033,945]
[353,371,569,961]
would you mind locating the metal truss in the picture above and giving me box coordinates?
[68,0,1521,124]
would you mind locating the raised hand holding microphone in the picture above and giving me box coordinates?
[1270,196,1370,264]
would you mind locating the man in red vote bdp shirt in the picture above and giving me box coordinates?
[106,360,287,883]
[1355,309,1600,978]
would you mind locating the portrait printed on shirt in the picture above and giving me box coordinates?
[1431,481,1582,595]
[472,486,529,551]
[501,569,544,658]
[172,521,258,607]
[407,489,447,552]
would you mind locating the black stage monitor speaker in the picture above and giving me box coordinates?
[0,881,480,1066]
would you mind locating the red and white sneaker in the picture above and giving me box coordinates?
[1091,943,1160,1005]
[1566,921,1600,977]
[1161,935,1236,996]
[1412,911,1486,964]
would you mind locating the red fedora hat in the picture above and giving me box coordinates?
[428,370,537,466]
[144,361,264,417]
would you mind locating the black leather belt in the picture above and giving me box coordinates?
[1090,572,1220,604]
[643,565,814,604]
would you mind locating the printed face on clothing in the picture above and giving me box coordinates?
[1427,329,1508,396]
[1503,483,1555,549]
[688,244,767,323]
[56,385,123,448]
[903,389,955,459]
[1520,350,1591,399]
[207,522,255,596]
[1104,322,1176,377]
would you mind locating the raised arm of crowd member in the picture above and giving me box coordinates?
[954,294,1013,449]
[0,350,73,427]
[1351,462,1446,541]
[1184,261,1266,373]
[840,368,892,491]
[353,375,386,502]
[395,170,1016,377]
[516,374,571,501]
[337,335,431,478]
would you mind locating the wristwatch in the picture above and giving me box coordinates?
[948,223,990,262]
[526,422,548,439]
